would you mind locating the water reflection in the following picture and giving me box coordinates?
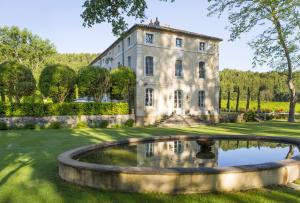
[77,139,300,168]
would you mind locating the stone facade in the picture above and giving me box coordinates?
[0,115,134,128]
[92,22,222,125]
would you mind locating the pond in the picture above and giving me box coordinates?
[77,138,300,168]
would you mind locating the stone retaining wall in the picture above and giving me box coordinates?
[0,114,135,128]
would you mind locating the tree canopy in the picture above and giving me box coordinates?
[77,66,111,102]
[0,26,57,77]
[0,61,36,103]
[81,0,173,36]
[39,64,76,103]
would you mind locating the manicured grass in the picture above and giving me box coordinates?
[1,121,300,203]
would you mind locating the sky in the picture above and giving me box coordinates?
[0,0,271,72]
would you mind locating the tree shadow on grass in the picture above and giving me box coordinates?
[1,121,300,202]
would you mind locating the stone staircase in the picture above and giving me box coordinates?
[155,114,211,127]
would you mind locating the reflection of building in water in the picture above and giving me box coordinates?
[137,140,218,168]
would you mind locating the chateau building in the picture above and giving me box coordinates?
[91,19,222,125]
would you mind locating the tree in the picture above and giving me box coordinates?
[0,61,36,103]
[0,26,57,77]
[234,86,240,112]
[39,64,76,103]
[207,0,300,122]
[111,67,136,109]
[77,66,111,102]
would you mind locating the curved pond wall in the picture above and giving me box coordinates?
[58,135,300,193]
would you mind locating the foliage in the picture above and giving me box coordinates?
[49,53,98,72]
[77,66,111,101]
[0,26,56,77]
[24,122,37,130]
[39,64,76,103]
[220,69,300,102]
[208,0,300,122]
[48,122,63,129]
[111,66,136,108]
[0,121,7,130]
[0,102,129,117]
[221,100,300,113]
[243,111,257,122]
[0,61,36,103]
[124,119,134,127]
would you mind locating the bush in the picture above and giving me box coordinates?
[0,102,129,117]
[0,121,8,130]
[48,122,63,129]
[24,122,37,129]
[124,119,134,127]
[243,111,257,122]
[76,121,88,128]
[89,120,109,128]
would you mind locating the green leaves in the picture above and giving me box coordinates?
[77,66,111,102]
[39,64,76,103]
[0,61,36,103]
[0,26,56,77]
[81,0,173,36]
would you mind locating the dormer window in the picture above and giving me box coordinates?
[176,38,182,47]
[199,42,206,51]
[145,33,154,44]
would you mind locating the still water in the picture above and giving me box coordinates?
[77,139,300,168]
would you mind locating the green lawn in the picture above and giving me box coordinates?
[1,121,300,203]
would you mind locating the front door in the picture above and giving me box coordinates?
[174,90,183,115]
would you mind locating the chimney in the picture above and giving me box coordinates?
[149,19,154,26]
[154,17,160,27]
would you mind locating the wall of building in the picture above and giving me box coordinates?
[135,28,220,125]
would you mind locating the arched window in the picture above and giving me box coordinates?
[175,60,183,77]
[199,62,205,79]
[145,56,154,76]
[145,88,154,106]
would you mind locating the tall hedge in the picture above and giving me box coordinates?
[0,102,129,117]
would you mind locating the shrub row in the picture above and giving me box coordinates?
[0,102,129,117]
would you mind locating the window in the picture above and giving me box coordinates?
[118,62,121,67]
[145,88,154,106]
[127,56,132,67]
[174,141,183,154]
[118,44,121,52]
[199,91,205,108]
[145,143,154,157]
[199,61,205,79]
[174,90,183,108]
[176,38,182,47]
[145,56,154,76]
[127,37,131,46]
[199,42,206,51]
[175,60,183,77]
[145,33,154,44]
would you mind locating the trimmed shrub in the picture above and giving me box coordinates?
[0,102,129,117]
[0,121,8,130]
[124,119,134,127]
[48,122,63,129]
[243,111,257,122]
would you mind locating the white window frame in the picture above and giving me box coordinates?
[199,61,206,79]
[145,32,155,44]
[175,59,183,77]
[145,142,154,157]
[174,140,183,154]
[176,38,183,48]
[199,41,206,51]
[199,90,205,109]
[144,56,154,76]
[145,88,154,107]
